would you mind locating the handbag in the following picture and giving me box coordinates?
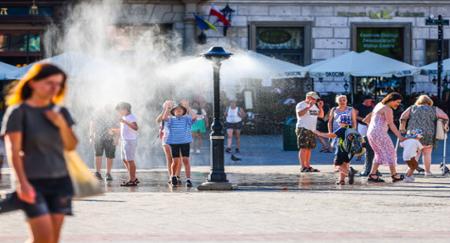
[436,119,447,140]
[0,191,22,214]
[64,150,103,198]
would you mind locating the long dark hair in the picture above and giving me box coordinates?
[381,92,403,105]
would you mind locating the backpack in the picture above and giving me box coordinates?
[343,128,366,159]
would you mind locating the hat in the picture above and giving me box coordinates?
[306,91,320,100]
[170,104,187,116]
[336,114,352,125]
[405,129,423,139]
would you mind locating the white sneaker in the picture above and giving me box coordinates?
[190,149,194,153]
[425,172,434,177]
[403,175,415,183]
[195,149,201,154]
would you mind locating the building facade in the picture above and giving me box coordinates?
[1,0,450,98]
[119,0,450,97]
[0,0,71,66]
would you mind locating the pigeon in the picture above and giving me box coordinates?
[231,154,241,161]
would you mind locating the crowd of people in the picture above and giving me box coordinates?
[0,62,449,243]
[295,91,449,185]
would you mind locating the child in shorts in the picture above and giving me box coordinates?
[162,100,197,187]
[116,102,139,187]
[315,114,365,185]
[400,129,424,183]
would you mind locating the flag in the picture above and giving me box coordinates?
[194,14,217,31]
[209,5,231,26]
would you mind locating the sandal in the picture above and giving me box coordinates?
[336,180,345,185]
[120,180,138,187]
[309,167,320,172]
[391,174,404,183]
[301,167,310,173]
[367,174,385,183]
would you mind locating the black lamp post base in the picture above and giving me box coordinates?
[197,181,234,191]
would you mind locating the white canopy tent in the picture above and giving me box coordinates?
[0,62,18,80]
[160,50,307,87]
[420,58,450,76]
[307,50,419,78]
[6,52,111,80]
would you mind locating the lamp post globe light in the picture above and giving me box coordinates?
[197,46,233,191]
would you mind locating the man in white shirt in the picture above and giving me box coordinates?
[115,102,139,187]
[296,92,324,172]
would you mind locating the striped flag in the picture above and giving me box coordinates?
[194,14,217,31]
[209,5,231,26]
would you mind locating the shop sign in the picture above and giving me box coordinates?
[325,72,345,77]
[337,10,425,18]
[259,29,292,44]
[356,28,403,61]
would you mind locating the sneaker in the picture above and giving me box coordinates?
[225,148,232,153]
[186,180,193,187]
[359,171,370,177]
[424,172,433,177]
[106,173,113,181]
[403,175,415,183]
[235,148,240,153]
[94,172,103,180]
[171,176,178,186]
[195,149,201,154]
[190,149,194,153]
[348,168,355,185]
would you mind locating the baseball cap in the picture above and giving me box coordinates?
[306,91,320,100]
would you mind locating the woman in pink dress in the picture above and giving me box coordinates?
[366,92,406,183]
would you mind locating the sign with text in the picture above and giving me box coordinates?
[356,27,404,61]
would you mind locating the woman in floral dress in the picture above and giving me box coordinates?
[366,92,406,183]
[400,95,449,176]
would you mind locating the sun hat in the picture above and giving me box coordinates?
[170,104,187,116]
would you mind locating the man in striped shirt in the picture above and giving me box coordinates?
[162,100,197,187]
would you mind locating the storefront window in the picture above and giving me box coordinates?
[256,27,305,65]
[425,39,449,64]
[356,27,404,61]
[0,33,41,52]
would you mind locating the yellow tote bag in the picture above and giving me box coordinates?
[64,150,103,198]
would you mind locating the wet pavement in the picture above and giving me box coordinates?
[2,165,450,242]
[2,165,450,194]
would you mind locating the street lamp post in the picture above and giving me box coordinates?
[198,46,233,191]
[426,15,450,100]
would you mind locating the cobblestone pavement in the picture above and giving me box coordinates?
[1,165,450,242]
